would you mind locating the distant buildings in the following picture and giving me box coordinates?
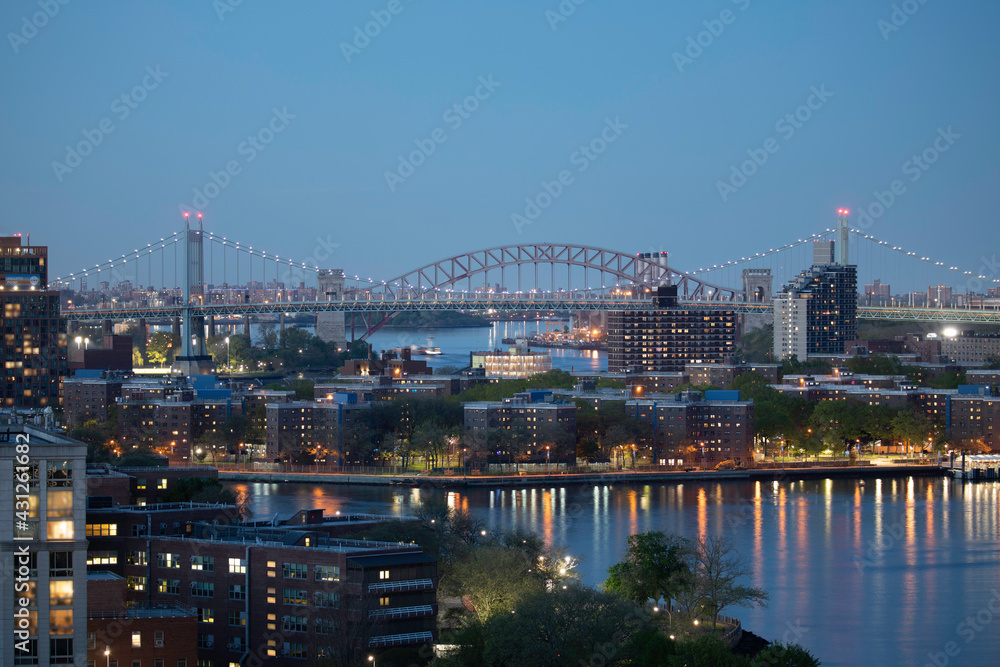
[773,239,857,360]
[0,235,67,408]
[928,285,953,308]
[470,347,552,379]
[607,285,737,373]
[865,279,891,299]
[942,331,1000,365]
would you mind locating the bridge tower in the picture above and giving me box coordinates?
[316,269,346,348]
[741,268,772,333]
[171,212,216,375]
[837,208,850,265]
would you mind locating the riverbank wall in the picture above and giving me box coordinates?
[219,465,946,489]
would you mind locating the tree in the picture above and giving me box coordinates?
[536,546,581,591]
[145,331,179,366]
[480,586,652,666]
[604,531,692,617]
[665,635,749,667]
[447,546,543,622]
[340,423,375,465]
[411,421,447,468]
[892,409,934,454]
[691,535,769,627]
[535,421,575,461]
[751,642,820,667]
[984,354,1000,370]
[734,323,774,363]
[256,321,278,350]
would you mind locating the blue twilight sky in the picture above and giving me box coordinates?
[1,0,998,290]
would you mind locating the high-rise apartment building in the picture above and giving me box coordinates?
[773,238,857,360]
[1,235,68,407]
[607,285,737,373]
[1,425,88,666]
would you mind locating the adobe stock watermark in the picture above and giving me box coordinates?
[213,0,244,22]
[673,0,752,73]
[877,0,931,41]
[716,85,833,202]
[340,0,414,63]
[384,75,501,192]
[545,0,589,31]
[510,117,628,233]
[923,589,1000,667]
[7,0,72,54]
[277,237,342,289]
[51,66,169,183]
[854,126,960,230]
[179,107,295,214]
[853,517,906,576]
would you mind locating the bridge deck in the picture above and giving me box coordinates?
[60,298,1000,323]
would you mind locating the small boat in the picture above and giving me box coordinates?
[410,336,442,355]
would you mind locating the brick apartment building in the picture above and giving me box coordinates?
[626,390,755,468]
[62,371,126,428]
[83,502,438,665]
[87,571,198,667]
[464,390,577,457]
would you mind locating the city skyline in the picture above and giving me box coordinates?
[3,1,999,287]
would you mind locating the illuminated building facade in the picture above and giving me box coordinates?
[773,239,857,360]
[1,236,67,407]
[1,425,88,666]
[470,348,552,379]
[607,285,737,373]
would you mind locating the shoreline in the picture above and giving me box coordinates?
[219,464,946,488]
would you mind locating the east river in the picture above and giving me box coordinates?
[226,475,1000,666]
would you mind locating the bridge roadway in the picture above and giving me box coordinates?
[60,296,1000,323]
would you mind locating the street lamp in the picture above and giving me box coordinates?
[701,442,706,471]
[368,656,375,666]
[104,646,110,667]
[463,448,467,479]
[74,335,82,350]
[225,336,230,370]
[546,445,550,475]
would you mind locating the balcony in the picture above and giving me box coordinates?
[368,631,434,648]
[367,578,434,593]
[369,604,435,620]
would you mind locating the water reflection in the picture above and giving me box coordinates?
[233,477,1000,666]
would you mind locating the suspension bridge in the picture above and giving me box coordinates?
[53,214,1000,353]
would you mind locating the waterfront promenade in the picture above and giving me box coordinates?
[218,462,945,489]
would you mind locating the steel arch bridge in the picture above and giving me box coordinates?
[341,243,739,338]
[350,243,738,300]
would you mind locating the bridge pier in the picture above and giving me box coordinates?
[243,315,251,338]
[316,269,346,348]
[102,319,113,337]
[207,316,216,339]
[138,318,148,344]
[172,317,181,338]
